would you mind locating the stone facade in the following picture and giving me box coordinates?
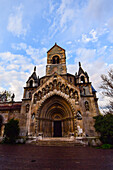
[0,43,99,138]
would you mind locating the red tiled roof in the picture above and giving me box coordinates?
[0,103,21,111]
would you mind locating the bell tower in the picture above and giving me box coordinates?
[46,43,67,76]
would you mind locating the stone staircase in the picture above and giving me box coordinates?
[35,137,84,146]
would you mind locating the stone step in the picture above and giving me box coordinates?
[35,140,83,146]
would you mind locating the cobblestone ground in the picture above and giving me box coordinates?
[0,144,113,170]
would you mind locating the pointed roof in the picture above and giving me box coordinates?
[47,43,65,53]
[78,62,85,76]
[91,85,97,93]
[26,66,38,83]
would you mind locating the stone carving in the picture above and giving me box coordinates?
[61,85,65,93]
[76,111,82,120]
[34,82,79,103]
[53,80,57,89]
[65,87,69,95]
[11,93,15,102]
[26,104,30,113]
[77,125,83,136]
[38,92,42,100]
[70,90,73,98]
[31,113,35,120]
[75,91,79,102]
[46,85,49,93]
[85,101,89,111]
[42,88,46,96]
[49,83,53,91]
[57,82,61,91]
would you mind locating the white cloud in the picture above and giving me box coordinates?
[85,0,113,21]
[12,43,27,50]
[75,48,96,62]
[0,45,48,100]
[26,46,47,64]
[82,29,98,43]
[7,4,28,37]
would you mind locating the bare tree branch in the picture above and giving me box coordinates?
[100,69,113,114]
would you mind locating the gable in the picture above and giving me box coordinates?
[33,73,80,98]
[47,44,65,54]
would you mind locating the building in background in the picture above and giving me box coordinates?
[0,43,99,139]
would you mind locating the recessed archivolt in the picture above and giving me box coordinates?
[36,91,76,119]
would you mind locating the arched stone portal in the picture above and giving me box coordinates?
[36,95,75,137]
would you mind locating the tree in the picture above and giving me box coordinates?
[0,90,12,102]
[4,118,20,143]
[94,114,113,144]
[100,69,113,114]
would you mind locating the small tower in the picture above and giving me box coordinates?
[23,67,39,99]
[46,43,67,76]
[26,66,39,88]
[75,62,89,84]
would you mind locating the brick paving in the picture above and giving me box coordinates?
[0,144,113,170]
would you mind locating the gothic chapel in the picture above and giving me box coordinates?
[0,43,99,139]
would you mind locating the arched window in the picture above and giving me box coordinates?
[29,80,33,87]
[81,76,85,83]
[0,115,3,136]
[52,56,59,64]
[26,104,30,113]
[29,92,32,99]
[34,93,38,104]
[83,88,86,95]
[85,101,89,111]
[70,78,72,83]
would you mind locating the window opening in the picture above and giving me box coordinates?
[52,56,59,64]
[81,76,85,83]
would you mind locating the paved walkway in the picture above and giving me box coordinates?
[0,144,113,170]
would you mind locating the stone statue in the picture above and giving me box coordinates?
[11,93,15,102]
[75,92,79,102]
[70,91,73,98]
[66,87,69,95]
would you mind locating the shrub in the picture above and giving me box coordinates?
[4,118,20,144]
[94,114,113,145]
[101,144,113,149]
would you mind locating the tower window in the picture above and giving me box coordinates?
[29,80,33,87]
[81,76,85,83]
[29,92,32,99]
[52,56,59,64]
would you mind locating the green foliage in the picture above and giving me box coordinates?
[101,144,113,149]
[4,118,20,144]
[96,144,113,149]
[94,114,113,144]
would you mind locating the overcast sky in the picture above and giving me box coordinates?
[0,0,113,110]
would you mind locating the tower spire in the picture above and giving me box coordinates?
[34,66,36,72]
[79,62,81,67]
